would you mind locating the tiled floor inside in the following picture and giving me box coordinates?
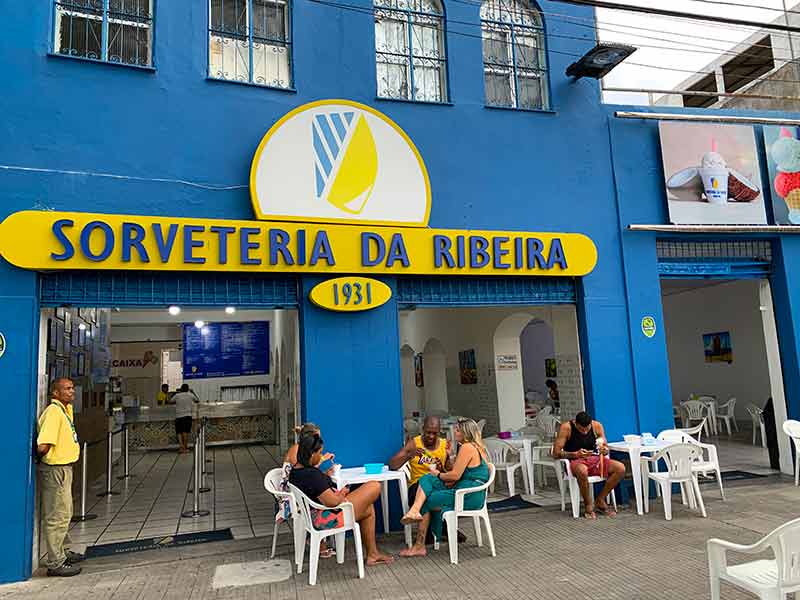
[56,444,283,553]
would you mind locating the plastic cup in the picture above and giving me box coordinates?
[700,167,729,205]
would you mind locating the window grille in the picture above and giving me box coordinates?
[656,240,772,262]
[397,276,575,306]
[209,0,292,89]
[374,0,448,103]
[54,0,153,67]
[480,0,549,110]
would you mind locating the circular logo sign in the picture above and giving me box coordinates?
[0,332,5,359]
[641,316,657,338]
[250,99,431,227]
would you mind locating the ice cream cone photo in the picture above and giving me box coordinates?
[766,125,800,225]
[659,121,766,225]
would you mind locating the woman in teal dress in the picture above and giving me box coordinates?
[400,418,490,557]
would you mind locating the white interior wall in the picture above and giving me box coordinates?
[662,280,771,420]
[399,345,423,416]
[271,309,300,452]
[110,309,276,407]
[399,305,583,434]
[520,320,554,398]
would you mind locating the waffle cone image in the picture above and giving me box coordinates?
[786,189,800,210]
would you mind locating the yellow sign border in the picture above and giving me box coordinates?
[309,277,393,312]
[249,99,432,228]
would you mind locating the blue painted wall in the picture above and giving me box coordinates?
[6,0,800,583]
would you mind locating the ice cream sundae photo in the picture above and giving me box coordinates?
[769,127,800,225]
[665,139,760,205]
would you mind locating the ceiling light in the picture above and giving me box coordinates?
[168,306,181,316]
[566,43,637,80]
[225,306,236,314]
[194,320,205,329]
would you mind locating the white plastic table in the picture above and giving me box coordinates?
[331,466,412,547]
[607,439,672,515]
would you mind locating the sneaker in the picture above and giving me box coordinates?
[65,550,85,563]
[47,563,82,577]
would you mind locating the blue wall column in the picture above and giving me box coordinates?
[770,238,800,422]
[298,276,403,467]
[0,263,38,583]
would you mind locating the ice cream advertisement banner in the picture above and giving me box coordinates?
[659,122,766,225]
[764,126,800,225]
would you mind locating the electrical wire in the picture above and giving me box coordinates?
[681,0,800,17]
[0,165,248,191]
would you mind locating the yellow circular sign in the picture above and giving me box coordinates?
[309,277,392,312]
[641,316,657,338]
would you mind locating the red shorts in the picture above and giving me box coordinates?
[570,455,611,477]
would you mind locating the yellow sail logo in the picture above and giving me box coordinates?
[313,111,378,214]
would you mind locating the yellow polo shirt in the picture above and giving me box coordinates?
[37,400,80,465]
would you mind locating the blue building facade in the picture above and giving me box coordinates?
[2,0,799,584]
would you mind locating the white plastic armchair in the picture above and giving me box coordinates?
[658,430,725,500]
[485,438,526,497]
[434,463,497,565]
[641,443,706,520]
[556,458,617,518]
[264,468,304,569]
[716,397,738,436]
[288,483,364,586]
[679,417,708,443]
[681,400,710,437]
[531,445,565,505]
[708,516,800,600]
[697,396,719,435]
[747,404,767,448]
[538,405,553,417]
[782,420,800,486]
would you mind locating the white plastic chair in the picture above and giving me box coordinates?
[288,483,364,586]
[679,417,708,443]
[715,398,738,437]
[434,464,497,565]
[531,445,565,503]
[641,443,706,520]
[476,419,486,435]
[538,406,553,417]
[708,517,800,600]
[264,468,304,570]
[535,415,561,440]
[748,404,767,448]
[782,420,800,486]
[681,400,710,437]
[484,438,527,497]
[658,430,725,500]
[557,458,618,518]
[698,396,719,436]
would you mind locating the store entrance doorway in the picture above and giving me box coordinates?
[661,278,791,476]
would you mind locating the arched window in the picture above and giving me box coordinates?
[374,0,448,103]
[209,0,293,89]
[481,0,549,110]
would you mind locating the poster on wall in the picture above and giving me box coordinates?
[183,321,270,379]
[496,354,518,371]
[545,358,557,377]
[659,122,766,225]
[703,331,733,363]
[458,349,477,385]
[763,126,800,225]
[414,353,424,387]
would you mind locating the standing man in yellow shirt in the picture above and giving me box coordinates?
[37,378,84,577]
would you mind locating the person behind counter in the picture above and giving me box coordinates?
[173,384,200,454]
[157,383,170,406]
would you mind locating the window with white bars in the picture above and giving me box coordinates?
[209,0,292,89]
[480,0,549,110]
[54,0,153,67]
[374,0,448,103]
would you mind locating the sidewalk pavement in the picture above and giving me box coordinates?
[2,475,797,600]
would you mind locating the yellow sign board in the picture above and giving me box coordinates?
[309,277,392,311]
[0,211,598,277]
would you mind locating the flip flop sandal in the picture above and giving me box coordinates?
[584,511,598,520]
[400,514,423,525]
[319,547,336,559]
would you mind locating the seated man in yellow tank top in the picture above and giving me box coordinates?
[389,416,465,544]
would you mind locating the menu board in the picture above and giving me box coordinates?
[183,321,269,379]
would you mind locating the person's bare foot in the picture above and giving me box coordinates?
[400,511,423,525]
[399,545,427,557]
[366,553,394,566]
[595,500,617,517]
